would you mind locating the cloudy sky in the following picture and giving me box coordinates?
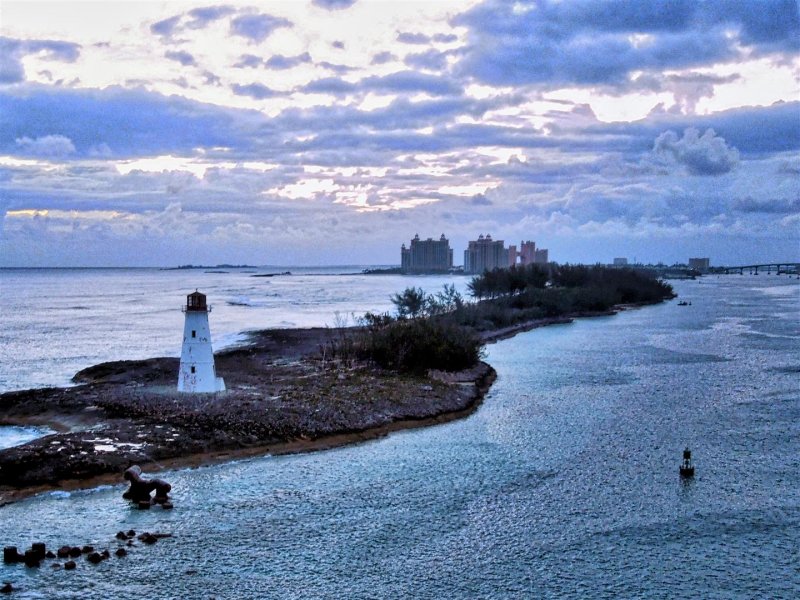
[1,0,798,267]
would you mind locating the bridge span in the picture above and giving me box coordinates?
[715,262,799,275]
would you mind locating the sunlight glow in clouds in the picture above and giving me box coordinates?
[1,0,798,266]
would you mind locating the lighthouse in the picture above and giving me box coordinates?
[177,290,225,393]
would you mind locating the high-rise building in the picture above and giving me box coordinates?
[688,257,710,272]
[464,234,510,274]
[520,240,549,266]
[519,241,536,265]
[507,244,518,267]
[400,234,453,273]
[613,257,628,266]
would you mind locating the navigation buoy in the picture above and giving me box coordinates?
[679,447,695,478]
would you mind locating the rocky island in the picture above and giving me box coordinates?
[0,328,495,504]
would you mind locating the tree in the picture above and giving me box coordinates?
[391,287,427,319]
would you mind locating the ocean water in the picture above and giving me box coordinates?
[0,267,471,392]
[0,272,798,598]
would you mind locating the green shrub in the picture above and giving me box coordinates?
[358,318,481,373]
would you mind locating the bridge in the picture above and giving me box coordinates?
[713,262,800,275]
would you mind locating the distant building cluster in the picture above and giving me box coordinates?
[613,257,629,266]
[400,234,549,274]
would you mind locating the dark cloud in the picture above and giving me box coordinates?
[317,61,353,75]
[371,51,396,65]
[0,37,81,83]
[150,15,181,37]
[312,0,357,10]
[653,128,739,175]
[0,38,26,83]
[453,0,799,87]
[234,54,263,68]
[302,77,356,95]
[397,32,430,44]
[432,33,458,43]
[0,85,269,158]
[230,82,281,99]
[265,52,311,70]
[202,71,222,85]
[588,102,800,157]
[230,13,292,43]
[361,71,462,96]
[404,49,449,71]
[733,196,800,214]
[186,5,236,29]
[22,40,81,62]
[300,71,463,97]
[165,50,197,67]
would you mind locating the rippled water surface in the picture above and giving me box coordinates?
[1,274,798,598]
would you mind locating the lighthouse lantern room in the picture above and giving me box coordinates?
[177,290,225,393]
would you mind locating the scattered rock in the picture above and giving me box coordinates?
[115,531,127,540]
[68,547,82,558]
[23,550,40,568]
[138,533,157,545]
[2,548,20,564]
[45,551,55,559]
[64,561,76,570]
[57,546,71,558]
[81,545,94,554]
[115,548,127,558]
[30,543,46,560]
[0,582,14,594]
[51,563,61,569]
[126,530,136,538]
[86,552,103,565]
[101,550,110,559]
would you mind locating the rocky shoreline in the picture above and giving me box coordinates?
[0,327,498,504]
[0,306,646,505]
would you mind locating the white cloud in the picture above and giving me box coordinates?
[15,135,76,157]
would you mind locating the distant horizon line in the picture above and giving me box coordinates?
[3,260,797,270]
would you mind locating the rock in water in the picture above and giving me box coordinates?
[2,547,20,564]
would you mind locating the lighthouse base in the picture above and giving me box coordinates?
[177,371,226,393]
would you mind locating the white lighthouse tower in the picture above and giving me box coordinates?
[177,290,225,393]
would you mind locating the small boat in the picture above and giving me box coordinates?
[679,447,695,477]
[677,300,689,306]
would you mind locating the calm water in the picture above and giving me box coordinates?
[0,273,798,598]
